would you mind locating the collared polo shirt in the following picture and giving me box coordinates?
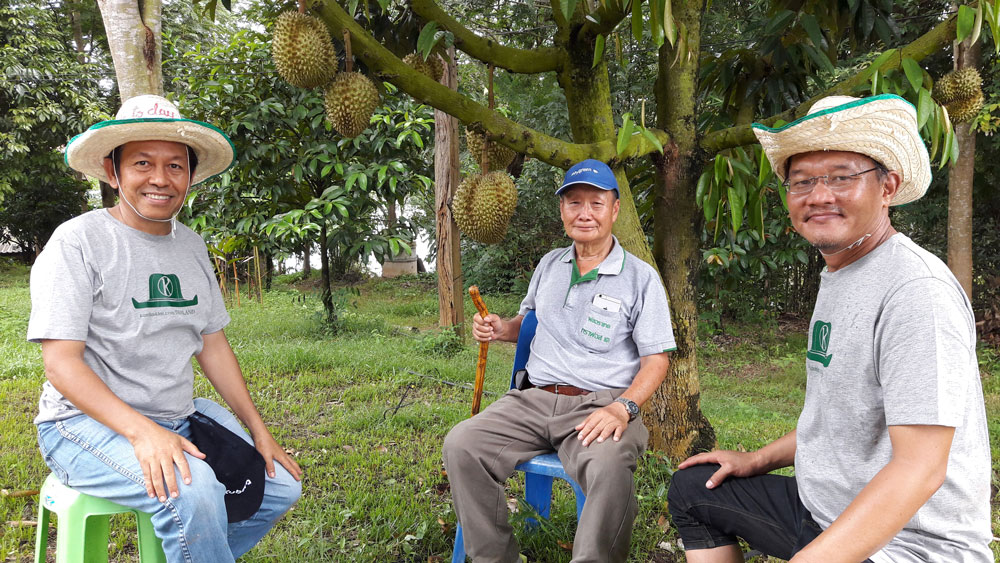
[518,236,676,390]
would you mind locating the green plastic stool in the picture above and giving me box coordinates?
[34,473,167,563]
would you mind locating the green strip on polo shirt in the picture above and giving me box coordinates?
[570,259,599,287]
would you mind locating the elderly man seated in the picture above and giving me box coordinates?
[443,159,676,563]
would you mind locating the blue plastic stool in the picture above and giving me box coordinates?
[34,473,166,563]
[452,310,587,562]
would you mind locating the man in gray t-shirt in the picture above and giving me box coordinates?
[668,95,992,562]
[29,95,301,563]
[443,160,676,562]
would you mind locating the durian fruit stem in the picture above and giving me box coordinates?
[344,29,353,72]
[297,0,305,14]
[481,63,495,172]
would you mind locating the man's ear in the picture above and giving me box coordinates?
[102,157,118,188]
[882,170,902,206]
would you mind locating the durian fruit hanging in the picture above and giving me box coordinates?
[452,171,518,244]
[403,53,444,82]
[324,71,380,137]
[466,129,516,172]
[271,11,337,89]
[934,67,984,123]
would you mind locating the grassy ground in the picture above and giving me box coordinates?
[1,262,997,562]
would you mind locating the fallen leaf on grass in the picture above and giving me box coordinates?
[506,497,519,513]
[342,445,355,452]
[657,540,675,553]
[427,557,443,562]
[656,514,671,532]
[437,518,449,533]
[557,539,573,551]
[377,446,389,453]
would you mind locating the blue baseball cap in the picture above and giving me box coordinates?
[556,159,619,198]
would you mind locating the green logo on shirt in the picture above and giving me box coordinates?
[806,320,833,367]
[132,274,199,309]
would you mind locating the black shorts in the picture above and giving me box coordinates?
[667,463,872,562]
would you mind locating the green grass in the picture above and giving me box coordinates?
[1,265,997,562]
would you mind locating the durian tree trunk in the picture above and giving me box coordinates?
[435,47,464,335]
[319,224,334,324]
[648,0,717,458]
[97,0,163,99]
[551,6,712,456]
[303,241,312,276]
[554,24,653,267]
[947,38,978,299]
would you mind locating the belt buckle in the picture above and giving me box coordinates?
[553,384,566,395]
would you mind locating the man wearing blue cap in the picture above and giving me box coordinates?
[443,159,676,562]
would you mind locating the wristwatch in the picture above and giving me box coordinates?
[614,397,639,421]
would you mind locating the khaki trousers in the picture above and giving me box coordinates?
[442,387,648,563]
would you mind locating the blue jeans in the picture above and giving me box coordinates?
[37,398,301,563]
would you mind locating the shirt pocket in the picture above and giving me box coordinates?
[576,305,621,353]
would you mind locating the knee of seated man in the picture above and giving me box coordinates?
[441,418,481,468]
[667,464,718,509]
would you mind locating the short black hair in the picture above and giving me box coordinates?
[108,144,199,179]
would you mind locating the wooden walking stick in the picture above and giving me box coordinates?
[468,286,490,416]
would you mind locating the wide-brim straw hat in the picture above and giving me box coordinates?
[65,94,235,186]
[752,94,931,206]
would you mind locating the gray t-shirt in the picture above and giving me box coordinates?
[795,234,992,562]
[518,237,676,390]
[28,209,230,424]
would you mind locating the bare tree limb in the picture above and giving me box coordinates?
[410,0,564,73]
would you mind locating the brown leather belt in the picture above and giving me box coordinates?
[536,384,592,396]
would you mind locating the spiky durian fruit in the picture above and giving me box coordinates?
[403,53,433,79]
[271,12,337,89]
[947,91,984,123]
[951,67,982,100]
[465,129,516,172]
[933,76,957,104]
[324,72,380,138]
[452,171,518,244]
[935,67,982,105]
[426,53,444,82]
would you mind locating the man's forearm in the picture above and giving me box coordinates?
[196,331,268,437]
[620,352,670,407]
[753,429,797,473]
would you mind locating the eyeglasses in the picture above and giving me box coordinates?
[783,167,881,195]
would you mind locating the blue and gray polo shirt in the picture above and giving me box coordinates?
[518,236,676,390]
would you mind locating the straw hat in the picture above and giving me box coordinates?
[65,95,235,186]
[752,94,931,206]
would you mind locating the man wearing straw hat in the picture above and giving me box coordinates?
[667,94,992,562]
[28,94,302,562]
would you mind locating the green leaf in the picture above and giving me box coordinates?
[641,128,663,154]
[957,5,974,42]
[757,147,772,186]
[799,14,825,50]
[561,0,579,22]
[695,170,711,207]
[796,249,809,264]
[631,0,643,41]
[616,114,634,156]
[593,34,606,68]
[663,0,677,46]
[901,58,923,94]
[971,1,984,45]
[916,88,932,129]
[417,22,439,59]
[866,48,897,75]
[728,185,743,233]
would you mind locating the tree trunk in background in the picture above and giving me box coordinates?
[100,181,116,208]
[97,0,163,99]
[319,225,333,323]
[303,241,312,276]
[648,0,716,459]
[435,47,464,335]
[948,39,978,299]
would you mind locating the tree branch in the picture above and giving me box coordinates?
[317,0,667,167]
[700,14,958,154]
[580,0,630,38]
[409,0,564,74]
